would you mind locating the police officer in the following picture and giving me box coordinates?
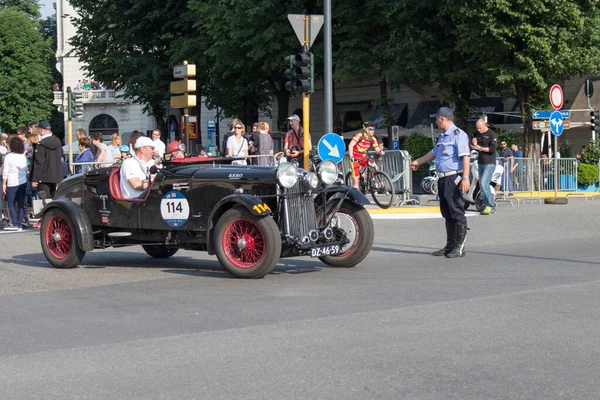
[410,107,470,258]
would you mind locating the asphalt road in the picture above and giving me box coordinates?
[1,200,600,399]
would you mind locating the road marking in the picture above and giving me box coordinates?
[370,211,481,220]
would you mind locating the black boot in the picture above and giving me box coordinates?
[446,224,467,258]
[432,220,454,256]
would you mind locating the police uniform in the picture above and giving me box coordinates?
[433,124,470,225]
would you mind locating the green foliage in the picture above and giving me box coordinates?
[559,140,574,159]
[69,0,197,129]
[0,0,40,19]
[0,8,53,130]
[577,163,599,186]
[496,130,522,150]
[581,140,600,166]
[184,0,308,127]
[404,132,433,170]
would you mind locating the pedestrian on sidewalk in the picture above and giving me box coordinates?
[410,107,470,258]
[2,136,28,231]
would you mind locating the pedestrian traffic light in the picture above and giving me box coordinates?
[75,92,84,118]
[284,54,295,93]
[590,110,599,132]
[68,92,76,120]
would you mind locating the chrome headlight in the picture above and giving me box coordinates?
[276,162,298,188]
[318,160,338,185]
[304,172,319,189]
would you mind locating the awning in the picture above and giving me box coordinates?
[337,101,371,113]
[368,103,408,129]
[468,97,503,124]
[405,101,443,129]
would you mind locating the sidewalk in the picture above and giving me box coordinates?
[366,190,595,215]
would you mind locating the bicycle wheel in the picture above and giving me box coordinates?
[430,178,438,195]
[344,171,353,187]
[370,171,395,209]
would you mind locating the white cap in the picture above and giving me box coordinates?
[287,114,300,121]
[134,136,155,148]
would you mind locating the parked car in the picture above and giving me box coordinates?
[37,156,375,278]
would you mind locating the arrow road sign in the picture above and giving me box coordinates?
[532,110,570,119]
[549,111,564,136]
[318,133,345,164]
[533,120,571,131]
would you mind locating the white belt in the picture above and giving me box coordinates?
[438,170,463,178]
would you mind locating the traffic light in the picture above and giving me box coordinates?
[293,52,311,93]
[284,54,295,92]
[284,52,314,93]
[68,92,76,120]
[590,110,599,133]
[75,92,84,118]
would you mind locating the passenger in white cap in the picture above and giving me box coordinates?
[119,136,155,199]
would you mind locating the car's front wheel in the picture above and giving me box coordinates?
[40,208,85,269]
[214,208,281,278]
[142,245,179,259]
[319,200,374,268]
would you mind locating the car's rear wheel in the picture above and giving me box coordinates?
[319,200,374,268]
[142,245,179,259]
[40,208,85,269]
[214,208,281,278]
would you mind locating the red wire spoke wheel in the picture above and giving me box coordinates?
[214,208,281,278]
[40,208,85,268]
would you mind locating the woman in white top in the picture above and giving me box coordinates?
[92,132,114,168]
[226,119,248,165]
[2,136,28,231]
[107,133,123,161]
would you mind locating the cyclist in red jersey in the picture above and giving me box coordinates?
[347,121,384,189]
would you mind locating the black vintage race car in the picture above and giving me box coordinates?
[37,156,375,278]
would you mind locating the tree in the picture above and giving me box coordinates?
[0,0,40,19]
[68,0,196,132]
[453,0,600,160]
[0,8,53,131]
[184,0,310,129]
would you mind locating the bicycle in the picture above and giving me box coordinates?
[420,161,438,195]
[345,154,395,209]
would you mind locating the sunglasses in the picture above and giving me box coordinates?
[234,126,243,130]
[367,128,375,131]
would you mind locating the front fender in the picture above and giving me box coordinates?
[40,199,94,251]
[206,194,274,255]
[324,186,371,205]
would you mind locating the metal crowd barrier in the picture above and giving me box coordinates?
[538,158,578,192]
[505,157,540,204]
[340,150,417,205]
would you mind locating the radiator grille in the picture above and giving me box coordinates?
[285,180,317,240]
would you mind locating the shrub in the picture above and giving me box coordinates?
[559,140,574,158]
[581,139,600,166]
[404,132,434,172]
[577,163,599,186]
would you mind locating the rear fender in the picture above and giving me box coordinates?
[206,194,273,255]
[40,199,94,251]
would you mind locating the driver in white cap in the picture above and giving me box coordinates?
[120,136,155,199]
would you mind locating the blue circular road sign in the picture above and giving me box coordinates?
[549,111,564,137]
[317,133,346,163]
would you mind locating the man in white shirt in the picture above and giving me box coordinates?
[151,130,166,158]
[120,136,155,199]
